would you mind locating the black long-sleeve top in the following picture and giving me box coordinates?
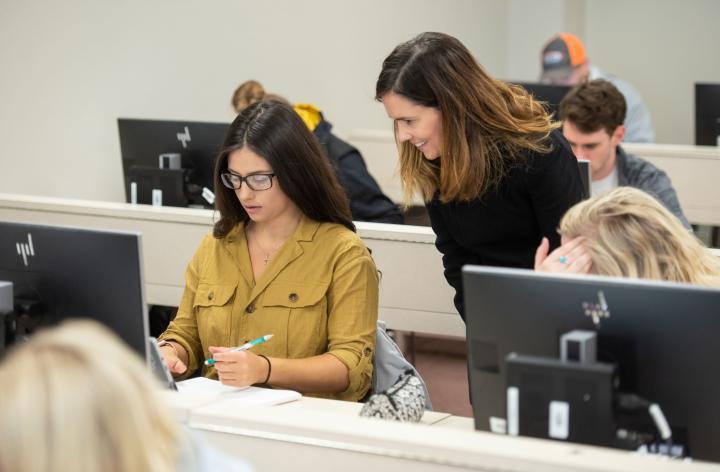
[426,129,584,321]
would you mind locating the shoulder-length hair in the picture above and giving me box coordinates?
[213,100,354,238]
[376,32,558,204]
[560,187,720,287]
[0,320,178,472]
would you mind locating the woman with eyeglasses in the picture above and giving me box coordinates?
[158,100,378,401]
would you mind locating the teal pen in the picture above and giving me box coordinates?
[204,334,274,366]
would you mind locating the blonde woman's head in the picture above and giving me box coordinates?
[0,320,178,472]
[559,187,720,287]
[231,79,290,113]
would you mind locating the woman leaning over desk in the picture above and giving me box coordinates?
[375,32,584,321]
[159,100,378,401]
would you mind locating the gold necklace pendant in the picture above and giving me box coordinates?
[252,232,281,266]
[248,219,299,266]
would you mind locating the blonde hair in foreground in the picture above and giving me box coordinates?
[559,187,720,287]
[0,320,178,472]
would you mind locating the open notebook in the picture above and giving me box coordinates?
[164,377,301,422]
[149,338,301,420]
[176,377,301,405]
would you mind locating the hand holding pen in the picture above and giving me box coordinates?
[205,334,273,365]
[207,334,273,387]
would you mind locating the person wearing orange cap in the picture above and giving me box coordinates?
[540,33,655,143]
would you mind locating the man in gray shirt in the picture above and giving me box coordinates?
[559,79,690,229]
[541,33,655,143]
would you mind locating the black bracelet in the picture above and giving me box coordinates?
[258,354,272,384]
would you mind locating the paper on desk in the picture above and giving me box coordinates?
[176,377,250,395]
[176,377,301,406]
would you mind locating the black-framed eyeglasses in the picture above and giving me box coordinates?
[220,172,275,191]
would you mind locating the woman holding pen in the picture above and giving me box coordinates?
[158,100,378,401]
[375,32,584,321]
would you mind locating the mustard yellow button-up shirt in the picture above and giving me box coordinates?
[160,216,378,401]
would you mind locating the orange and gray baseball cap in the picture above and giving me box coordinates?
[540,33,588,82]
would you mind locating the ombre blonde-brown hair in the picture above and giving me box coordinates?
[375,32,559,203]
[559,187,720,287]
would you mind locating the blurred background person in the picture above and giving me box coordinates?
[558,79,689,228]
[540,32,655,143]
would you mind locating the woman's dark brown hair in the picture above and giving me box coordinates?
[376,32,558,203]
[213,100,354,238]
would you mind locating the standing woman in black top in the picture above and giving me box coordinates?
[376,32,584,321]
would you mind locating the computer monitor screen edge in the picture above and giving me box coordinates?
[506,81,572,118]
[695,82,720,146]
[577,159,591,199]
[0,221,149,360]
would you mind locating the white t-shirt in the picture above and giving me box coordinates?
[591,166,619,197]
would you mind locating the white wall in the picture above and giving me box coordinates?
[0,0,506,202]
[0,0,718,203]
[505,0,585,82]
[584,0,720,145]
[505,0,720,145]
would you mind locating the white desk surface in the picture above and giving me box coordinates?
[433,414,476,430]
[274,395,452,426]
[170,392,720,472]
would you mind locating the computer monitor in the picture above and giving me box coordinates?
[0,221,149,359]
[695,83,720,146]
[509,82,572,117]
[577,159,591,199]
[463,266,720,462]
[117,118,229,207]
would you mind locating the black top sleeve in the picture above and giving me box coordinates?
[524,132,585,250]
[426,199,473,321]
[425,130,584,322]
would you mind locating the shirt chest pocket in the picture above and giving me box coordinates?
[193,282,238,342]
[263,281,329,356]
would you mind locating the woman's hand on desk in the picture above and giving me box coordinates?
[534,236,592,275]
[209,346,270,387]
[159,342,187,375]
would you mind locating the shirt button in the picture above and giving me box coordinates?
[245,304,255,314]
[363,347,373,356]
[208,292,214,301]
[288,293,299,303]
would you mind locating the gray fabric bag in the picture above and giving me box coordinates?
[372,320,432,410]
